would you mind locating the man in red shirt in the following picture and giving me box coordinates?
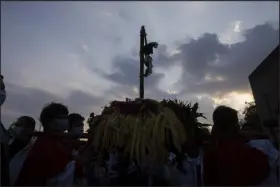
[15,103,85,186]
[203,106,270,186]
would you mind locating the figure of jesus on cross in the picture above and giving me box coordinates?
[143,41,158,77]
[139,26,158,99]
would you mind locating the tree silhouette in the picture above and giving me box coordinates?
[243,102,257,122]
[241,101,262,132]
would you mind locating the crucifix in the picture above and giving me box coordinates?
[139,26,158,99]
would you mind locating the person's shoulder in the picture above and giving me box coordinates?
[239,140,269,159]
[247,139,279,160]
[240,130,268,142]
[31,136,55,151]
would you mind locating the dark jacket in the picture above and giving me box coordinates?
[1,122,10,186]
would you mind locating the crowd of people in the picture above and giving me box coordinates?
[1,74,279,186]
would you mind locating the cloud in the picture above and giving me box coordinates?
[2,23,277,128]
[96,23,278,122]
[1,2,278,126]
[103,23,278,99]
[93,55,174,101]
[105,56,164,88]
[1,82,105,129]
[81,44,89,52]
[219,20,245,44]
[153,23,279,97]
[212,92,254,111]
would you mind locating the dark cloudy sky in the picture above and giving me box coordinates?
[1,1,279,129]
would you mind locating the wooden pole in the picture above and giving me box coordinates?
[139,26,146,99]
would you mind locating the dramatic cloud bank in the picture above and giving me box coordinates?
[1,2,279,129]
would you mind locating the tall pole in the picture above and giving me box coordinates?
[139,26,146,99]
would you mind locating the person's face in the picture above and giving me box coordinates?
[48,114,69,132]
[16,119,35,131]
[14,121,34,142]
[70,120,84,134]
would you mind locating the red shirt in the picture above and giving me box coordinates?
[203,136,270,186]
[15,136,84,186]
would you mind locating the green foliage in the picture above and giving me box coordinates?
[160,98,207,140]
[243,101,257,123]
[241,101,262,132]
[160,98,206,124]
[88,98,208,141]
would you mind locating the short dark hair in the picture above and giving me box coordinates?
[212,105,239,135]
[16,116,36,129]
[39,102,69,128]
[68,113,84,129]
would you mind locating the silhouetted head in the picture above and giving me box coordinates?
[211,106,240,137]
[68,113,84,134]
[12,116,36,142]
[15,116,36,130]
[39,102,69,133]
